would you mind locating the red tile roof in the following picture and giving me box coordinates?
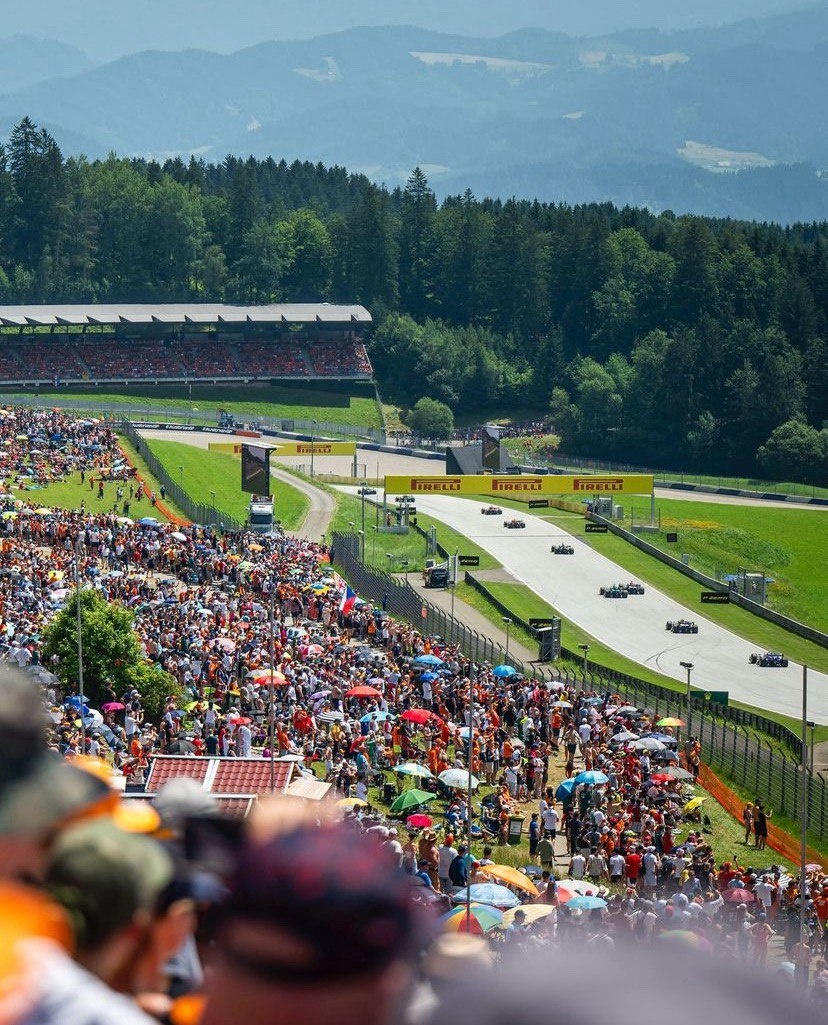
[146,756,210,793]
[213,759,292,795]
[216,797,256,818]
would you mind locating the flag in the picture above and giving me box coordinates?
[339,585,357,615]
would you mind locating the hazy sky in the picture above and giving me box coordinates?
[5,0,819,58]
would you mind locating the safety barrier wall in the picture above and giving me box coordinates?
[586,512,828,649]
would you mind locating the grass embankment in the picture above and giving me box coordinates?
[141,439,309,532]
[12,381,384,430]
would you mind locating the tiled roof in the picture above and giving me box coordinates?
[145,756,210,793]
[216,797,256,819]
[145,756,293,797]
[213,758,291,795]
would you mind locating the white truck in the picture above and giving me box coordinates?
[248,496,274,534]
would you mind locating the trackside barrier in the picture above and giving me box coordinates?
[331,532,827,841]
[119,421,244,532]
[585,511,828,649]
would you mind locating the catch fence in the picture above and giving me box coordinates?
[332,532,828,841]
[119,420,244,531]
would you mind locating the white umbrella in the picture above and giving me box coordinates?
[170,531,187,541]
[610,731,640,743]
[634,737,666,751]
[439,768,479,789]
[395,762,434,779]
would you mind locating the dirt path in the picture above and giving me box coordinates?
[272,467,336,541]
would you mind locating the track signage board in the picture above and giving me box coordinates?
[701,591,730,604]
[384,473,653,496]
[585,522,609,533]
[273,441,356,457]
[458,555,480,567]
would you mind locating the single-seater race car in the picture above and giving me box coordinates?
[625,581,645,595]
[600,585,628,598]
[666,619,699,634]
[481,505,503,515]
[503,519,526,529]
[749,651,789,667]
[551,543,574,555]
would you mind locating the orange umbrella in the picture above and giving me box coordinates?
[251,669,288,686]
[482,864,539,896]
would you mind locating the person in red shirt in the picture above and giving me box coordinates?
[625,848,643,889]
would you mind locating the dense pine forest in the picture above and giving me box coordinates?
[1,118,826,480]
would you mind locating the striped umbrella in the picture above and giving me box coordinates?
[441,903,503,934]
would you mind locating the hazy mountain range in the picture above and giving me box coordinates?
[1,5,827,222]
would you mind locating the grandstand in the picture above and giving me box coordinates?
[0,303,373,386]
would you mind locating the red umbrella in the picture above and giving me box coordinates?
[228,716,252,726]
[407,813,434,829]
[346,685,382,699]
[401,708,440,726]
[650,773,672,784]
[101,702,125,712]
[722,888,755,903]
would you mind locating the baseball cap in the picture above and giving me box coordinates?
[44,819,173,950]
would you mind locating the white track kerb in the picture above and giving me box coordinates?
[341,488,828,724]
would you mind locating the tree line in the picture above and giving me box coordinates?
[0,118,826,481]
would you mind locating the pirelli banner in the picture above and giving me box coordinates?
[272,441,356,457]
[384,474,654,497]
[208,442,243,455]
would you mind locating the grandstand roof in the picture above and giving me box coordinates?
[0,303,371,327]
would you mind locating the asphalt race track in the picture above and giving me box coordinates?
[340,488,828,723]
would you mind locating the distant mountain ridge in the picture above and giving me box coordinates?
[1,10,827,222]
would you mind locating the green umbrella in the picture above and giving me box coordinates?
[389,789,437,815]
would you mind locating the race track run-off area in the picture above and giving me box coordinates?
[361,491,828,724]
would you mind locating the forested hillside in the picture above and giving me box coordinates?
[0,119,825,480]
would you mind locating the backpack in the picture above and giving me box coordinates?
[449,855,466,886]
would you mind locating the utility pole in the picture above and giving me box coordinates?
[268,582,276,793]
[680,661,694,724]
[502,616,512,663]
[74,534,86,755]
[578,643,590,681]
[798,666,809,989]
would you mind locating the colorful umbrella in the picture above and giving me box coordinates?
[101,702,125,712]
[439,768,479,789]
[657,717,685,727]
[389,790,436,814]
[406,814,433,829]
[574,770,609,785]
[650,773,673,784]
[394,762,434,779]
[250,669,288,686]
[482,865,539,896]
[336,797,367,809]
[345,685,382,699]
[500,904,555,928]
[441,903,503,935]
[565,895,607,911]
[722,888,755,904]
[683,797,707,813]
[360,710,395,723]
[659,930,714,952]
[413,654,443,667]
[400,708,440,726]
[463,883,521,909]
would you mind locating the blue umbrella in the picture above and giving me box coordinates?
[138,517,159,526]
[574,770,609,786]
[64,696,89,709]
[464,884,521,909]
[582,697,603,705]
[419,671,438,682]
[565,895,607,911]
[492,665,517,678]
[645,733,677,744]
[413,654,443,667]
[555,778,576,801]
[361,710,394,723]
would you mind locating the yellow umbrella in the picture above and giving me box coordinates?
[248,543,264,552]
[657,717,685,727]
[35,507,53,516]
[112,801,162,834]
[482,864,540,896]
[499,904,556,927]
[683,797,706,813]
[336,797,367,809]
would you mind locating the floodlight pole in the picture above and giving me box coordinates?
[451,551,458,623]
[502,617,512,663]
[578,642,590,681]
[74,535,86,755]
[680,661,694,724]
[269,582,276,793]
[799,666,808,988]
[466,669,474,932]
[310,420,317,478]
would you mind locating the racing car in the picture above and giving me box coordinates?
[600,585,628,598]
[625,582,645,595]
[551,543,574,555]
[481,505,503,515]
[749,651,789,667]
[666,619,699,634]
[503,519,526,529]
